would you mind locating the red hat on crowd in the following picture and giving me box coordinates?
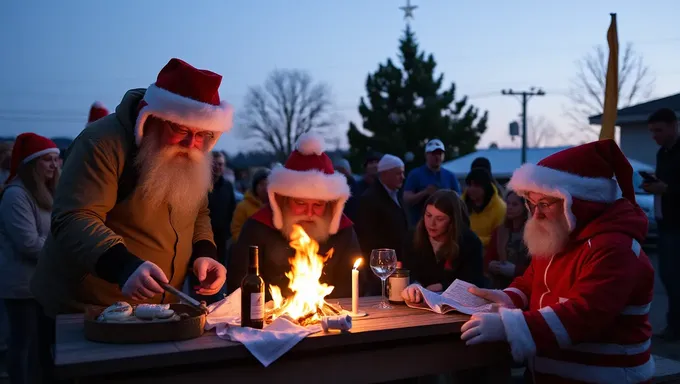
[267,133,351,235]
[6,133,59,184]
[88,101,109,124]
[508,139,636,232]
[135,58,234,150]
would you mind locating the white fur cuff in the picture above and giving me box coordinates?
[500,307,536,363]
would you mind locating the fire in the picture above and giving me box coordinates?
[268,224,342,325]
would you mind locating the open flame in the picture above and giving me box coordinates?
[268,224,342,326]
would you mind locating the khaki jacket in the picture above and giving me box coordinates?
[31,89,215,317]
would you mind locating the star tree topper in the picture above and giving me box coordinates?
[399,0,418,21]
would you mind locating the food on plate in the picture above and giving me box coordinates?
[134,304,176,320]
[97,301,133,321]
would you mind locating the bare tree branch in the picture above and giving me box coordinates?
[238,70,336,160]
[526,116,569,147]
[563,42,655,140]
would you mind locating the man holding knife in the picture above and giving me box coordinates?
[31,58,230,380]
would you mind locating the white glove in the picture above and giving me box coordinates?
[489,260,516,277]
[460,312,507,346]
[401,284,423,303]
[468,286,515,308]
[121,261,168,301]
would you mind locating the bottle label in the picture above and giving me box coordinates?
[250,293,264,320]
[388,276,410,301]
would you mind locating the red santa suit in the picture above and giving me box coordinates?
[501,140,655,383]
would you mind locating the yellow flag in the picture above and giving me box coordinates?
[599,13,619,140]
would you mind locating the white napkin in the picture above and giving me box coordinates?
[205,289,322,367]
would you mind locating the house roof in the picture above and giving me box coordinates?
[442,146,654,179]
[588,92,680,125]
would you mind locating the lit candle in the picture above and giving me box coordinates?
[352,258,362,315]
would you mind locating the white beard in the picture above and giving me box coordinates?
[523,216,570,258]
[281,209,332,244]
[134,134,212,217]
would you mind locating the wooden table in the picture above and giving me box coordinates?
[55,297,512,383]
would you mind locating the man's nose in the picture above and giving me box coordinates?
[533,209,545,219]
[180,134,197,148]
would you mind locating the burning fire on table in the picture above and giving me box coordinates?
[266,225,345,326]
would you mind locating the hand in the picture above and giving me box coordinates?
[402,284,424,303]
[193,257,227,296]
[425,283,443,292]
[641,181,667,195]
[468,286,515,308]
[424,184,438,195]
[489,261,516,277]
[460,310,506,346]
[121,261,168,301]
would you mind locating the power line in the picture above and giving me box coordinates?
[501,87,546,164]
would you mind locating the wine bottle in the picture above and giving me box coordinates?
[388,261,410,305]
[241,245,264,329]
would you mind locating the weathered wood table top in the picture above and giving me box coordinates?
[55,296,508,382]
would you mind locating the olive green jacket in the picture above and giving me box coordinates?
[31,89,216,317]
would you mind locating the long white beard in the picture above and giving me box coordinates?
[281,210,332,244]
[134,135,212,217]
[523,216,570,258]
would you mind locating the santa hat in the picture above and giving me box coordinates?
[6,133,59,184]
[267,133,351,235]
[507,139,635,232]
[136,58,233,150]
[88,101,109,124]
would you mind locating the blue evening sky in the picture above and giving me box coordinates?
[1,0,678,154]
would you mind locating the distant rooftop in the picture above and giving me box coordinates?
[589,92,680,125]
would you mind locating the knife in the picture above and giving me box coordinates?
[159,282,209,315]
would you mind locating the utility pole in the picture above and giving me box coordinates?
[501,87,545,164]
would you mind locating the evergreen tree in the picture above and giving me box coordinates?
[347,26,488,172]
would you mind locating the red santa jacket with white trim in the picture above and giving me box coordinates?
[500,199,655,384]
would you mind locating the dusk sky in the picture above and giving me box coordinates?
[1,0,679,155]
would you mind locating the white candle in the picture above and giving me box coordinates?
[352,258,362,315]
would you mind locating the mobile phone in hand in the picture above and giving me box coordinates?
[639,171,657,183]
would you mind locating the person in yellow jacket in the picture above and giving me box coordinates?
[461,167,506,247]
[231,169,270,242]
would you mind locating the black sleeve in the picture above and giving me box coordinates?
[227,218,259,294]
[225,181,237,238]
[355,192,377,256]
[328,226,362,299]
[453,231,485,288]
[403,236,435,287]
[95,244,145,288]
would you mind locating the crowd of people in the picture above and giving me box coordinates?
[0,57,677,383]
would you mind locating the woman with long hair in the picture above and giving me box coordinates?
[0,133,60,384]
[484,190,530,289]
[401,189,484,303]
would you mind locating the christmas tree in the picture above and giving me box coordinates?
[347,26,488,171]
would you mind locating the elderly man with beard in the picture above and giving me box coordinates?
[459,140,655,384]
[228,133,360,300]
[31,58,231,376]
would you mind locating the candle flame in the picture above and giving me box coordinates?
[353,258,363,270]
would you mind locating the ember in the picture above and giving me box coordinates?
[267,225,344,326]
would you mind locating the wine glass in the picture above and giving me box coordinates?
[370,248,398,309]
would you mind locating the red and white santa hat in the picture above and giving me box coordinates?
[6,133,59,184]
[136,58,233,150]
[507,139,636,232]
[88,101,109,124]
[267,133,351,235]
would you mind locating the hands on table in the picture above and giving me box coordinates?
[121,257,227,300]
[400,283,443,303]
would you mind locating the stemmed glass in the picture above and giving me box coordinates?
[370,249,398,309]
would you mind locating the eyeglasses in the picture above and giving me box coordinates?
[525,199,560,213]
[168,122,215,142]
